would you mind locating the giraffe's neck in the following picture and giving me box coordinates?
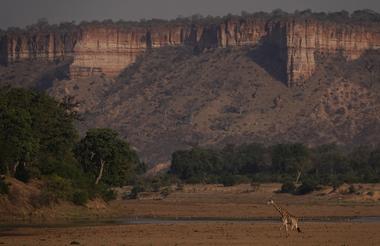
[272,202,286,217]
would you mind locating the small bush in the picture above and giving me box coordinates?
[219,175,237,187]
[280,181,296,193]
[296,178,318,195]
[0,177,9,195]
[186,176,203,184]
[101,189,117,202]
[72,190,89,205]
[15,165,30,183]
[348,184,357,194]
[160,187,171,198]
[34,191,54,207]
[129,184,145,199]
[39,175,74,205]
[331,178,344,190]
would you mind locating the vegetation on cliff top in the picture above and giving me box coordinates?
[2,9,379,34]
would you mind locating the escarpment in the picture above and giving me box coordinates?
[1,15,379,86]
[0,29,80,64]
[285,20,380,85]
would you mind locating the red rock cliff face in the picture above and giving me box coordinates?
[285,20,380,86]
[1,17,379,85]
[70,26,148,78]
[70,19,269,78]
[0,30,79,64]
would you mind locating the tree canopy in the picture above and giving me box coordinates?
[74,128,145,186]
[0,87,78,179]
[0,87,144,204]
[171,143,380,185]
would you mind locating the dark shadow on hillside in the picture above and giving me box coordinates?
[117,46,194,83]
[247,24,288,85]
[35,59,72,91]
[247,45,288,85]
[343,49,380,88]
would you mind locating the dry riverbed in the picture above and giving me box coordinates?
[1,183,380,245]
[1,222,380,245]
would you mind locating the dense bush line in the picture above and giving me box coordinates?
[0,87,145,204]
[171,143,380,187]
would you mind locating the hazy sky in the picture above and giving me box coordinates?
[1,0,380,29]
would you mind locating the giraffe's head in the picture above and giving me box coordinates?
[267,199,274,205]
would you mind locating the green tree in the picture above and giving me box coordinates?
[272,143,311,183]
[369,147,380,181]
[75,129,142,186]
[171,147,225,183]
[0,87,79,181]
[236,143,267,174]
[0,107,39,176]
[349,146,372,182]
[311,144,351,184]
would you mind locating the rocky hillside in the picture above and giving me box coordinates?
[1,11,380,164]
[49,46,380,164]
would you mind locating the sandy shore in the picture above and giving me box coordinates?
[2,183,380,222]
[1,222,380,245]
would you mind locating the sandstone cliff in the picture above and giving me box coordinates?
[1,15,379,86]
[0,29,79,64]
[285,20,380,85]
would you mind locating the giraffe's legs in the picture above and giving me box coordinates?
[284,223,289,237]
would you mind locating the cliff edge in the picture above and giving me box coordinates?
[1,12,379,86]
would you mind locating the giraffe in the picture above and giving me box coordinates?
[267,199,302,236]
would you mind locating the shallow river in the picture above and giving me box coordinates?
[1,216,380,229]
